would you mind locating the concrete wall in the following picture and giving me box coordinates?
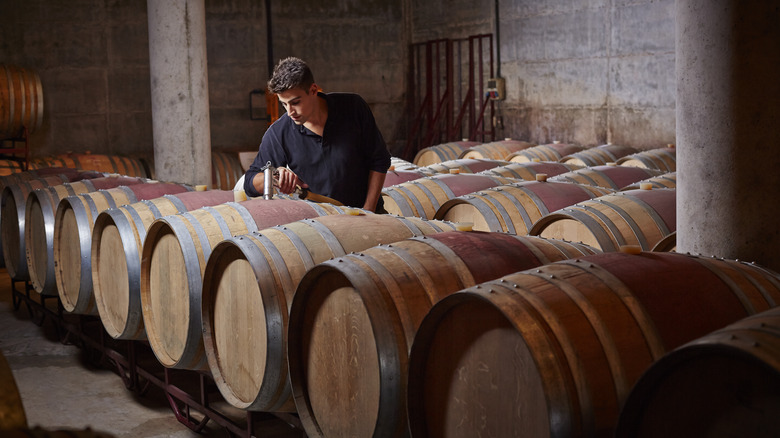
[1,0,674,161]
[411,0,676,149]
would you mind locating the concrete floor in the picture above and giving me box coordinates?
[0,268,304,437]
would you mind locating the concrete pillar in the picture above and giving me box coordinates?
[676,1,780,272]
[147,0,211,187]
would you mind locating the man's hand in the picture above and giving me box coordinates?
[276,167,308,194]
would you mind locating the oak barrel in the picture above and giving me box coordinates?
[287,231,598,437]
[549,164,664,191]
[31,153,150,178]
[383,169,428,187]
[0,172,109,280]
[559,144,638,167]
[412,141,479,166]
[389,157,420,171]
[420,158,509,175]
[92,190,236,341]
[0,64,43,139]
[620,172,677,191]
[506,142,585,163]
[434,180,613,233]
[55,182,192,315]
[212,150,246,190]
[24,176,150,292]
[530,187,676,252]
[140,198,348,370]
[479,161,582,181]
[0,159,22,175]
[381,173,517,219]
[407,252,780,437]
[201,214,458,412]
[616,146,676,172]
[616,305,780,437]
[459,139,535,161]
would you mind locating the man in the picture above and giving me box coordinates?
[243,57,391,212]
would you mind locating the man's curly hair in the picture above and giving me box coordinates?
[267,57,315,94]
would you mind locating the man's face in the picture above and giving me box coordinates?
[277,83,318,125]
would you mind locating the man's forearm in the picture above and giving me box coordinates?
[362,170,386,212]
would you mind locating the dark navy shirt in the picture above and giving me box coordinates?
[244,92,390,208]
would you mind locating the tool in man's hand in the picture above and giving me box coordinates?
[261,162,343,205]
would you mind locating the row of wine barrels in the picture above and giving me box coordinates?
[0,169,104,269]
[406,251,780,437]
[0,64,44,139]
[616,304,780,437]
[507,142,584,163]
[286,231,599,437]
[92,190,238,341]
[621,172,677,191]
[479,161,582,181]
[139,198,351,370]
[54,182,194,315]
[31,154,150,179]
[412,141,479,166]
[616,145,676,172]
[434,180,613,234]
[381,173,517,219]
[459,138,535,161]
[530,187,676,252]
[201,214,460,411]
[560,144,638,167]
[1,175,139,281]
[420,158,509,175]
[21,176,152,290]
[549,164,664,191]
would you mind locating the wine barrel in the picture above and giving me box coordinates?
[651,231,677,252]
[549,164,664,191]
[530,187,676,252]
[381,173,517,219]
[507,142,584,163]
[0,168,98,192]
[140,198,349,370]
[1,173,111,280]
[383,169,429,187]
[620,172,677,191]
[30,153,150,178]
[389,157,420,171]
[201,214,458,412]
[0,64,43,139]
[212,150,246,190]
[406,252,780,437]
[434,181,613,233]
[0,350,26,430]
[54,182,193,315]
[559,144,638,167]
[479,161,583,181]
[412,141,480,166]
[23,176,150,292]
[459,139,535,161]
[616,146,676,172]
[92,190,237,341]
[0,159,23,175]
[616,305,780,438]
[287,231,599,437]
[420,158,509,175]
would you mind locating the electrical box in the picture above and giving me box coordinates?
[486,77,505,100]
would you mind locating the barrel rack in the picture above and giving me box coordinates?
[1,126,31,170]
[9,279,304,438]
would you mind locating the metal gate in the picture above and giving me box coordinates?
[403,34,495,160]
